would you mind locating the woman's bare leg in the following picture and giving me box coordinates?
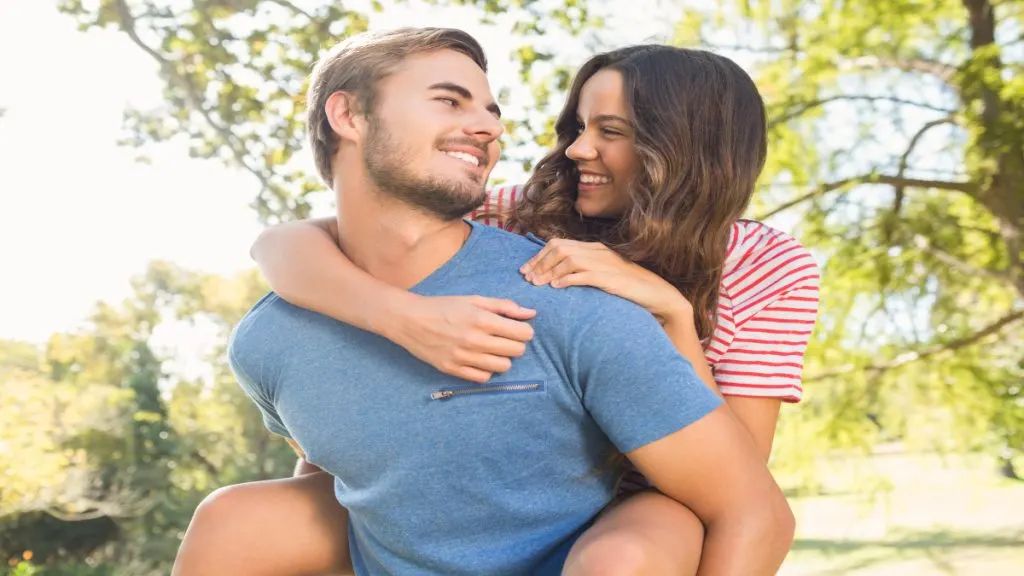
[173,471,351,576]
[562,491,704,576]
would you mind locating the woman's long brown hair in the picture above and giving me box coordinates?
[508,45,768,341]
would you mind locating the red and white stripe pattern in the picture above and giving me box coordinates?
[469,184,521,232]
[706,220,820,402]
[472,186,820,402]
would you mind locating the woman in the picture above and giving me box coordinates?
[177,45,819,575]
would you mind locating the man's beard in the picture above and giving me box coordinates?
[363,116,487,220]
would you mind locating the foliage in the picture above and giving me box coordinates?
[55,0,603,221]
[0,264,292,573]
[670,0,1023,479]
[16,0,1024,571]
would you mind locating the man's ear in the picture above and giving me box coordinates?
[325,91,365,143]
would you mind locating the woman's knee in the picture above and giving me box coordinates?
[174,474,350,576]
[191,483,252,526]
[563,492,704,576]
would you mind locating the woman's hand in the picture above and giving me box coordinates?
[520,239,692,324]
[389,295,538,383]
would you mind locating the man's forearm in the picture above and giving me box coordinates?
[697,505,795,576]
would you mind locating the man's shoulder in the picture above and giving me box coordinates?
[453,221,545,279]
[233,292,293,335]
[469,219,544,255]
[467,223,654,312]
[228,292,333,365]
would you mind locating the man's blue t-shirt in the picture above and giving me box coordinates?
[228,220,722,575]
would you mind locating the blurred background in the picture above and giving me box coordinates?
[1,0,1022,574]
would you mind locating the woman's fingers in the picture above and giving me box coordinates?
[452,349,515,374]
[521,239,586,277]
[522,240,616,285]
[469,296,537,321]
[476,334,529,358]
[404,296,534,380]
[450,366,497,384]
[551,271,603,290]
[533,254,586,286]
[522,247,565,281]
[468,301,536,342]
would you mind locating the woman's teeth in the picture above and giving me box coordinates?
[580,174,611,184]
[444,151,481,167]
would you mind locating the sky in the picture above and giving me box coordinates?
[0,0,681,346]
[1,2,261,343]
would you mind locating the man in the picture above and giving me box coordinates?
[221,27,793,575]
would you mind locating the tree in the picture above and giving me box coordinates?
[673,0,1022,477]
[56,0,1023,480]
[1,263,294,573]
[56,0,602,222]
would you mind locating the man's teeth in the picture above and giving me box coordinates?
[580,174,611,184]
[444,151,481,167]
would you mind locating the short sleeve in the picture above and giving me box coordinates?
[469,185,524,231]
[568,290,723,453]
[228,321,292,439]
[715,246,820,403]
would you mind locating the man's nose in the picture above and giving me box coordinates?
[463,109,504,142]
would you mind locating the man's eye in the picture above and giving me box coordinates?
[438,97,458,107]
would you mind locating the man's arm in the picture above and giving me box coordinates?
[569,294,794,575]
[626,406,794,575]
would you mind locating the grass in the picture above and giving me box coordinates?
[778,448,1024,575]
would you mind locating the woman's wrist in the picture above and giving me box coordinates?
[375,289,424,342]
[658,297,696,328]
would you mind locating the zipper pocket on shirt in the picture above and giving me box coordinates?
[430,380,543,401]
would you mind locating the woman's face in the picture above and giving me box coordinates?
[565,68,639,219]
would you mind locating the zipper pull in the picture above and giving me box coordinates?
[431,390,455,400]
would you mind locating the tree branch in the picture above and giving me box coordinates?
[113,0,281,203]
[913,234,1015,286]
[843,55,960,83]
[699,40,793,54]
[267,0,314,20]
[769,95,956,127]
[756,174,979,220]
[886,117,958,233]
[897,117,958,178]
[190,449,222,483]
[805,310,1024,382]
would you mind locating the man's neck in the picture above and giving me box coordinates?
[334,183,470,290]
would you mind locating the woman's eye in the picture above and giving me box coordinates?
[438,97,458,107]
[601,128,621,137]
[575,123,585,134]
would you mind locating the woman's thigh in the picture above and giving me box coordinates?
[172,471,352,576]
[562,491,704,576]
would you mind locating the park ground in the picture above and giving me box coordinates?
[780,448,1024,575]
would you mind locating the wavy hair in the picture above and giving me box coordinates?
[508,45,767,341]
